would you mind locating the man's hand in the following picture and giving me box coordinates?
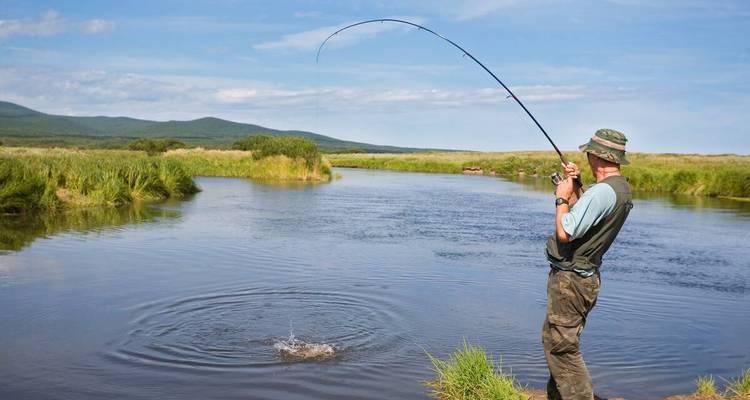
[555,177,575,200]
[562,162,580,180]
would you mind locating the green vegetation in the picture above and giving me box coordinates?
[424,341,526,400]
[328,152,750,200]
[726,369,750,398]
[165,148,331,181]
[0,145,332,213]
[0,148,199,213]
[232,135,322,167]
[696,376,719,398]
[128,138,186,155]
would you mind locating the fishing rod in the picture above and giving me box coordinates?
[316,18,583,190]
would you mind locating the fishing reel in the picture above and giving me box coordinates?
[550,171,564,186]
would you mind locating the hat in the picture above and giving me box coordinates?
[578,128,629,165]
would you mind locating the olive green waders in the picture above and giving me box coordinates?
[542,269,600,400]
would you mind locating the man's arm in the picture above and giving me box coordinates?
[555,182,617,242]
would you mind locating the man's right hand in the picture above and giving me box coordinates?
[562,162,580,180]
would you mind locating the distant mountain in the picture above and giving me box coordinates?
[0,101,432,153]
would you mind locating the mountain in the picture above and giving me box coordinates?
[0,101,431,153]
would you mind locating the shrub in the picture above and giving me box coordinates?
[128,138,186,155]
[232,135,321,167]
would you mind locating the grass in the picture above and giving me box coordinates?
[328,152,750,200]
[0,146,331,214]
[0,148,199,213]
[424,341,527,400]
[696,376,719,398]
[164,148,332,181]
[725,369,750,398]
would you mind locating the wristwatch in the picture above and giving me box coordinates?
[555,197,569,206]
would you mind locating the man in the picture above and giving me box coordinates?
[542,129,633,400]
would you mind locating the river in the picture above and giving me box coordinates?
[1,168,749,400]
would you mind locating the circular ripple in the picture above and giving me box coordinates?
[104,286,409,371]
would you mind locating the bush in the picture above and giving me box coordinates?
[128,138,186,155]
[232,135,321,167]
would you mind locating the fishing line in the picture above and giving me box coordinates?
[316,19,569,163]
[316,18,584,189]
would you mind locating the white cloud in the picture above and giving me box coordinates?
[254,17,426,52]
[82,19,115,34]
[0,11,115,39]
[0,10,66,39]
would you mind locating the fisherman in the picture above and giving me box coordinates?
[543,129,633,400]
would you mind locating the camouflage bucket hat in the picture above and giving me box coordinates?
[578,128,629,165]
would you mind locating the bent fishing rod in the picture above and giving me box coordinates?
[317,18,583,189]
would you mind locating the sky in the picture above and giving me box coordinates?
[1,0,748,153]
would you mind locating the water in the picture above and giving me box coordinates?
[1,169,748,400]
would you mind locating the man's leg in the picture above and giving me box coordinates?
[542,270,600,400]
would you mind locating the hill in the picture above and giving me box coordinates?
[0,101,430,153]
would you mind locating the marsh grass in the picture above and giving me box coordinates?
[165,148,332,181]
[424,341,527,400]
[328,152,750,199]
[0,148,199,213]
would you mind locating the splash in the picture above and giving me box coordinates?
[273,329,335,361]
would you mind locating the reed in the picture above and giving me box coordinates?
[0,148,199,213]
[424,341,526,400]
[328,152,750,199]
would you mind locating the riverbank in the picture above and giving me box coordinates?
[328,152,750,200]
[426,343,750,400]
[0,147,332,213]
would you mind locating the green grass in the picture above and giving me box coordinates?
[696,376,719,398]
[0,146,332,213]
[424,341,527,400]
[0,148,199,213]
[164,148,332,181]
[328,152,750,200]
[725,369,750,398]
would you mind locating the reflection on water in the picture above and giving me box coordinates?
[0,203,181,252]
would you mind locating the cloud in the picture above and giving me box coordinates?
[0,10,115,39]
[254,17,426,52]
[81,19,116,34]
[449,0,520,20]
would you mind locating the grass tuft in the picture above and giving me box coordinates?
[424,341,527,400]
[725,369,750,398]
[696,376,719,398]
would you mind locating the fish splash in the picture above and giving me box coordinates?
[273,332,336,361]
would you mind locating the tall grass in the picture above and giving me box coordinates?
[0,148,199,213]
[232,135,323,168]
[328,152,750,199]
[424,341,526,400]
[165,148,332,181]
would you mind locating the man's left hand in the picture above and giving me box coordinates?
[555,177,575,200]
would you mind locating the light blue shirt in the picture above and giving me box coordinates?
[561,182,617,240]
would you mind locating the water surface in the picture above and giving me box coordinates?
[1,169,748,400]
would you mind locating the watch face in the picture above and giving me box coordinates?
[555,198,567,206]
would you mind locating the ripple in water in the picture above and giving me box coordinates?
[104,286,408,371]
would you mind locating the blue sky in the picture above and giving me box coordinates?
[1,1,748,153]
